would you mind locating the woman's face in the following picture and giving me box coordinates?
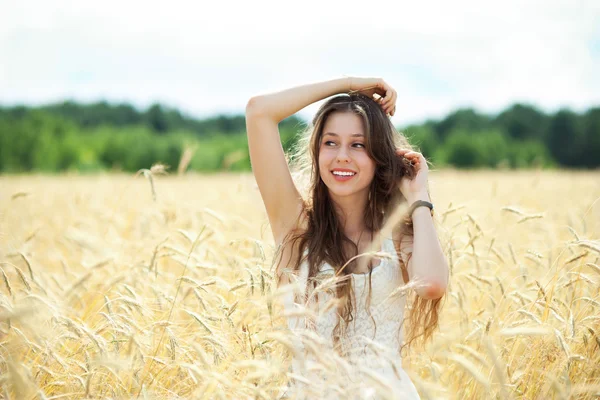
[318,111,376,200]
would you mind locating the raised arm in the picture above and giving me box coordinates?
[396,150,449,300]
[245,77,396,245]
[245,78,347,244]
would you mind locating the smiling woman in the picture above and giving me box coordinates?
[245,77,449,399]
[319,112,376,200]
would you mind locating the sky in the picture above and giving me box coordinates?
[1,0,599,125]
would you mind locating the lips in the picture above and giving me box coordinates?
[331,168,356,175]
[331,169,357,181]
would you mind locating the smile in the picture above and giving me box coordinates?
[331,170,356,181]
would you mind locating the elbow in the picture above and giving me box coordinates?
[246,96,266,119]
[246,96,281,122]
[416,277,447,300]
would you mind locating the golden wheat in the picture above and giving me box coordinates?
[0,169,598,399]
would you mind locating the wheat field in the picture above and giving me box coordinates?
[1,169,599,399]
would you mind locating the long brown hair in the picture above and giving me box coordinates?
[275,93,443,352]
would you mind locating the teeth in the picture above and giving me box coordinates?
[332,171,355,176]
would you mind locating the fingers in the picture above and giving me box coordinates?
[385,89,397,115]
[359,78,396,116]
[376,80,396,116]
[396,149,427,167]
[388,102,396,116]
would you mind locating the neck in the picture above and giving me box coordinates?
[329,191,370,242]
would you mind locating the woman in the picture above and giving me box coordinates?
[245,77,449,399]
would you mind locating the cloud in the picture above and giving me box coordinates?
[0,0,598,124]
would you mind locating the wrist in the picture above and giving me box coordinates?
[406,191,430,204]
[408,199,434,219]
[343,75,356,92]
[337,76,352,93]
[411,206,432,218]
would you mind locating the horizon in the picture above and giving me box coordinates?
[1,97,595,129]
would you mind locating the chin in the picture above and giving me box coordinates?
[324,182,365,198]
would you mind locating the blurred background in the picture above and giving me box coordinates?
[1,0,599,173]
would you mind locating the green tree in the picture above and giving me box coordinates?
[439,130,481,167]
[494,103,548,141]
[435,108,491,141]
[581,107,600,168]
[547,109,585,167]
[145,104,169,133]
[440,130,510,168]
[508,140,553,168]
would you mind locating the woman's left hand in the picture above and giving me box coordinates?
[396,149,430,202]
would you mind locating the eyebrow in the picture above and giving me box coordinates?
[323,132,365,138]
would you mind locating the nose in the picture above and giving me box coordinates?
[336,147,351,164]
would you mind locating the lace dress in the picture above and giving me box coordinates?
[279,235,420,400]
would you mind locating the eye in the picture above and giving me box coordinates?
[324,140,336,146]
[353,143,365,148]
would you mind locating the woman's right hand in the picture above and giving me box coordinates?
[348,77,397,116]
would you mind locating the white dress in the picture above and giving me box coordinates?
[279,235,421,400]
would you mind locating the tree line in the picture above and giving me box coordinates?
[0,101,598,173]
